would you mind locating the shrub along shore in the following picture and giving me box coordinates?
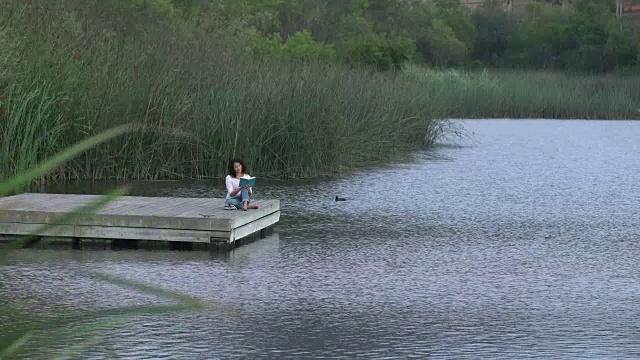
[0,0,638,183]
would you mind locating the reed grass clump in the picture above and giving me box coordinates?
[0,0,450,182]
[0,83,67,183]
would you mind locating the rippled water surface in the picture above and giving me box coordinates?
[2,120,640,359]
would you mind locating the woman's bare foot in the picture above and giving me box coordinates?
[242,201,258,211]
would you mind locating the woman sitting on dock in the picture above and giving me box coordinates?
[224,159,258,211]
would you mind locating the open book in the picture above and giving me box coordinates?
[239,176,256,188]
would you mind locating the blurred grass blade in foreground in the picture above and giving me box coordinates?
[0,124,216,357]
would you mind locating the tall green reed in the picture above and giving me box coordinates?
[0,0,450,183]
[0,84,66,184]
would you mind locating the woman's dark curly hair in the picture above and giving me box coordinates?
[228,158,247,177]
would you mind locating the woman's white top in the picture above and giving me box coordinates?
[225,174,252,199]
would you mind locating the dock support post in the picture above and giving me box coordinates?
[168,241,193,251]
[209,238,233,252]
[616,0,623,17]
[72,237,81,250]
[111,239,139,250]
[23,236,41,248]
[260,226,274,238]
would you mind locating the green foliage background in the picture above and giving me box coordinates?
[0,0,638,183]
[206,0,638,72]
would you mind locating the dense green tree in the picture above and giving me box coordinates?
[79,0,635,72]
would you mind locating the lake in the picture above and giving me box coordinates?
[2,119,640,359]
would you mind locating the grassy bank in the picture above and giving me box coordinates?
[0,1,451,182]
[404,66,640,120]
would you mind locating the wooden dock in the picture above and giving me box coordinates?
[0,193,280,249]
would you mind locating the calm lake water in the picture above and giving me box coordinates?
[2,119,640,359]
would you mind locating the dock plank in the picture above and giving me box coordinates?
[159,198,211,217]
[175,202,228,218]
[0,194,71,212]
[229,211,281,242]
[95,200,152,213]
[105,200,177,216]
[228,200,281,228]
[0,193,280,245]
[0,222,228,243]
